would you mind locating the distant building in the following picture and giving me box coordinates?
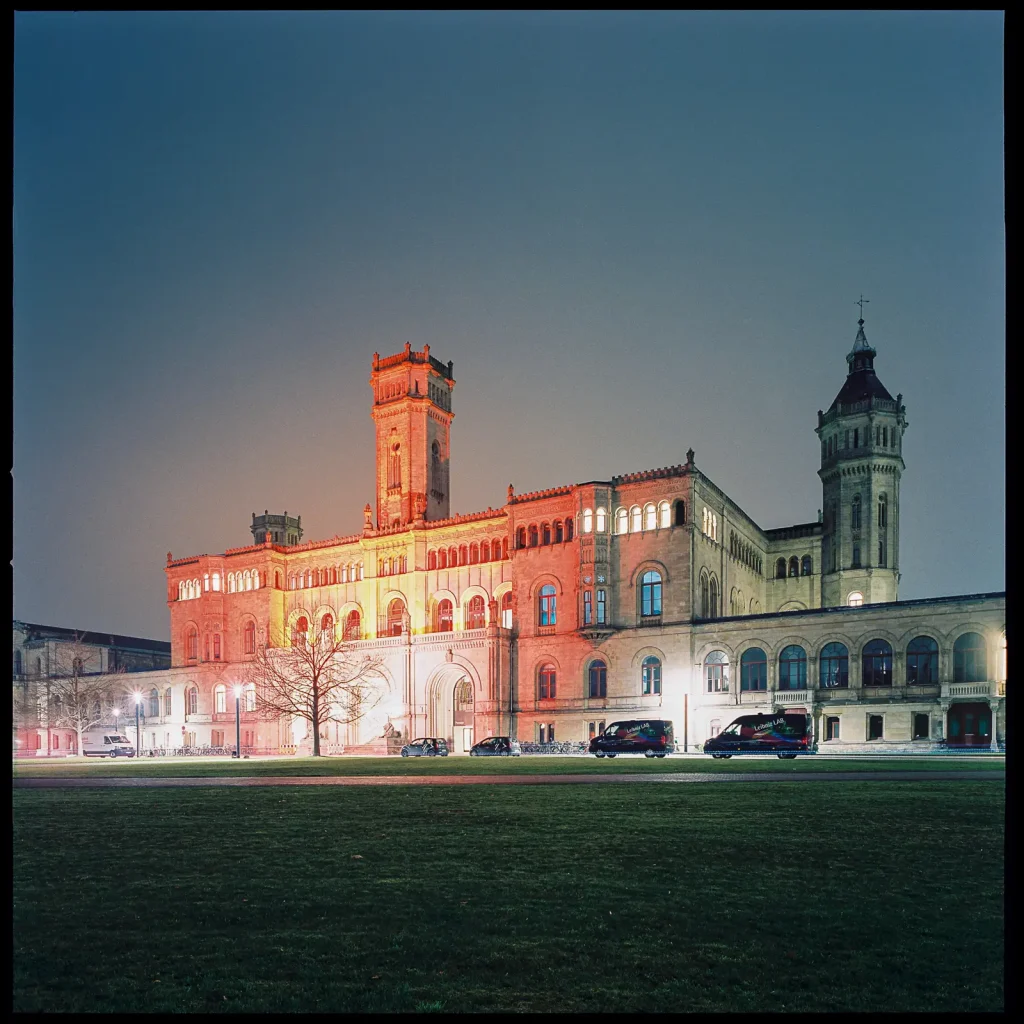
[12,621,170,755]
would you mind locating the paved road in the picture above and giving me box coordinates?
[12,770,1003,788]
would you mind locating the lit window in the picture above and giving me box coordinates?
[212,572,221,591]
[187,687,198,716]
[630,506,642,533]
[244,684,256,713]
[658,501,670,528]
[501,592,513,629]
[215,685,227,714]
[595,507,607,533]
[705,651,729,692]
[583,509,593,534]
[344,610,361,640]
[615,508,628,534]
[644,503,656,531]
[847,592,864,607]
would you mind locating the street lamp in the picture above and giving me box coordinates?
[113,707,120,735]
[233,686,242,758]
[134,692,142,758]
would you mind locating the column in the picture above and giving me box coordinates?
[988,701,1000,751]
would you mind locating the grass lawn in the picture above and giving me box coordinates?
[11,753,1006,778]
[13,781,1003,1012]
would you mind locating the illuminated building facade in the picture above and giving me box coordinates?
[151,325,1005,754]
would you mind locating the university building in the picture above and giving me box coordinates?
[24,322,1003,756]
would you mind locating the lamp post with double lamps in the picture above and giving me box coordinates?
[133,692,142,758]
[233,686,242,758]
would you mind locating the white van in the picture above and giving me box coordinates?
[82,731,136,758]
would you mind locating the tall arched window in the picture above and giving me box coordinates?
[186,686,198,716]
[819,642,849,689]
[431,440,443,496]
[320,614,334,641]
[700,573,710,619]
[906,636,938,685]
[438,549,448,569]
[435,599,453,632]
[243,620,256,655]
[776,558,787,579]
[466,595,486,629]
[708,576,718,619]
[538,664,557,699]
[595,507,607,533]
[640,570,662,618]
[387,599,406,637]
[227,574,236,593]
[538,585,557,626]
[528,526,538,548]
[641,656,661,695]
[705,651,729,692]
[674,500,685,526]
[164,687,173,716]
[588,660,607,698]
[851,494,862,530]
[459,545,469,566]
[554,522,563,544]
[541,524,551,545]
[501,591,513,629]
[244,683,256,713]
[801,555,812,576]
[740,648,767,691]
[778,645,807,690]
[344,610,361,641]
[292,616,309,647]
[564,518,574,541]
[215,684,227,714]
[583,509,593,534]
[389,443,401,490]
[644,503,656,531]
[615,508,628,534]
[516,527,527,550]
[788,556,799,578]
[470,542,480,562]
[148,688,160,717]
[954,632,987,683]
[428,550,437,570]
[658,501,670,528]
[862,639,892,687]
[186,628,198,661]
[448,547,458,567]
[629,505,642,533]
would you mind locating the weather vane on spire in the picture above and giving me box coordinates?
[856,294,870,322]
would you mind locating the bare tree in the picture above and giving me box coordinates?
[46,635,131,756]
[243,620,389,756]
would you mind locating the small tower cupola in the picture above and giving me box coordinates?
[846,318,876,374]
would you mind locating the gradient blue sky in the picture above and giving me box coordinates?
[14,11,1004,640]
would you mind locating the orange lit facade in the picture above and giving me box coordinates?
[159,334,1005,753]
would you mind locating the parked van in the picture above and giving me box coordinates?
[703,713,813,759]
[82,730,136,758]
[589,720,674,758]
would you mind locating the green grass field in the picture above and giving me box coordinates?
[13,780,1003,1012]
[11,753,1005,778]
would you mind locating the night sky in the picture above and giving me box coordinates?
[14,11,1004,641]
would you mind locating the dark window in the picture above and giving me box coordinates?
[466,596,486,629]
[541,524,551,545]
[775,558,786,579]
[862,639,893,687]
[538,664,557,699]
[868,715,884,741]
[436,599,453,632]
[740,648,767,691]
[539,585,557,626]
[186,629,198,661]
[387,600,405,636]
[826,716,840,741]
[801,555,812,576]
[640,570,662,617]
[853,428,859,448]
[642,656,662,695]
[913,714,930,740]
[554,521,563,543]
[588,660,607,698]
[906,636,938,685]
[674,500,685,526]
[516,527,526,549]
[528,526,538,548]
[788,556,799,578]
[852,497,861,530]
[819,642,849,688]
[564,518,574,541]
[954,632,987,683]
[779,645,807,690]
[148,689,160,717]
[852,546,861,569]
[213,634,221,660]
[708,577,718,619]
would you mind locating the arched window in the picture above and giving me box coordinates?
[516,527,527,550]
[215,684,227,714]
[852,545,861,569]
[321,614,334,640]
[564,518,574,541]
[292,616,309,647]
[387,599,406,637]
[459,545,469,566]
[431,440,443,497]
[851,494,862,530]
[705,651,729,693]
[244,683,256,713]
[501,591,513,629]
[644,503,656,531]
[801,555,812,576]
[847,592,864,607]
[740,648,767,691]
[583,509,593,534]
[588,660,607,698]
[428,550,437,570]
[778,645,807,690]
[389,443,401,490]
[641,656,661,695]
[227,574,236,594]
[528,526,538,548]
[906,636,938,686]
[538,585,557,626]
[776,558,787,579]
[629,505,642,533]
[788,556,799,578]
[187,686,198,716]
[541,524,551,546]
[658,501,670,528]
[148,688,160,717]
[164,688,173,717]
[595,507,607,533]
[186,628,198,661]
[700,573,710,619]
[554,522,563,544]
[708,576,718,619]
[538,664,557,699]
[243,620,256,655]
[212,572,221,592]
[954,632,987,683]
[466,595,486,629]
[344,610,361,641]
[448,547,458,568]
[615,508,628,534]
[862,639,892,687]
[470,542,480,563]
[438,549,448,569]
[640,570,662,617]
[819,642,849,689]
[435,599,454,632]
[674,500,685,526]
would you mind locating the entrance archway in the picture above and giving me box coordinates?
[453,678,474,754]
[426,664,479,753]
[946,702,991,747]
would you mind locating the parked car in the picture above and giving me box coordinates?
[588,720,675,758]
[469,736,521,756]
[400,737,449,757]
[703,713,814,759]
